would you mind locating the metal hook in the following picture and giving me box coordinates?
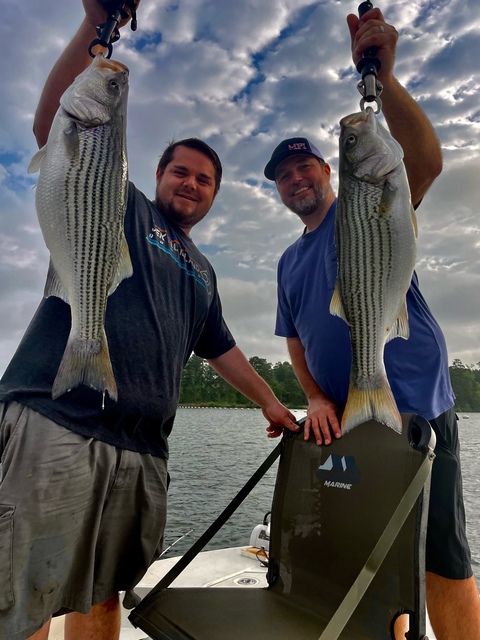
[88,38,114,59]
[357,78,383,113]
[88,0,138,58]
[360,95,382,113]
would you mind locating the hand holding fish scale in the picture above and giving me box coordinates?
[83,0,141,31]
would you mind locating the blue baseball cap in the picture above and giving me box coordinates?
[264,137,325,181]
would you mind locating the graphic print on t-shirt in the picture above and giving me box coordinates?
[147,225,212,295]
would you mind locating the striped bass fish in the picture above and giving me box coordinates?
[330,107,417,434]
[28,54,132,401]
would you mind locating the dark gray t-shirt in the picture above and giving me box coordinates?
[0,182,235,456]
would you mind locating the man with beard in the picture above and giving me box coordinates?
[0,2,299,639]
[263,7,480,640]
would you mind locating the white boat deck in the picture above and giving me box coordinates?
[47,546,436,639]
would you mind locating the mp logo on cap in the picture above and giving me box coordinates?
[288,142,308,150]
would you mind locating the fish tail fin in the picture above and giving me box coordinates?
[342,379,402,435]
[52,330,117,401]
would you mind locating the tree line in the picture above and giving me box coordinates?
[180,355,480,412]
[180,355,306,408]
[449,359,480,412]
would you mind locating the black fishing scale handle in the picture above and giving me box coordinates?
[358,1,379,59]
[356,1,382,107]
[88,0,138,58]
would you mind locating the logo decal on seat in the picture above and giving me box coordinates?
[316,455,360,489]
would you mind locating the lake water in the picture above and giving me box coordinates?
[164,407,480,587]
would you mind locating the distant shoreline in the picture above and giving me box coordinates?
[178,403,307,410]
[177,405,478,417]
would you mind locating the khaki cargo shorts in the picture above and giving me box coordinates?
[0,401,168,640]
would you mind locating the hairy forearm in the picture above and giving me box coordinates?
[347,9,442,206]
[381,76,443,205]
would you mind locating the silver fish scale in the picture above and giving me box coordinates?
[65,122,127,340]
[336,178,393,385]
[28,53,131,401]
[334,107,416,433]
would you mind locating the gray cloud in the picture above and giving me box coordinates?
[1,0,480,376]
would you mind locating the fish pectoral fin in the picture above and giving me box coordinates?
[108,233,133,296]
[44,259,69,303]
[27,146,48,174]
[63,122,80,160]
[411,203,418,237]
[329,284,348,323]
[378,181,397,218]
[385,301,410,342]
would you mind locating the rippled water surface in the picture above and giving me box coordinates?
[164,408,480,586]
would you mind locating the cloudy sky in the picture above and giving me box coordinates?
[1,0,479,378]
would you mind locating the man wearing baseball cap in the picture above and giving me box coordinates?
[264,136,335,230]
[264,138,325,181]
[264,6,480,640]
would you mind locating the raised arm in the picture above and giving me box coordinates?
[347,7,443,206]
[33,0,138,148]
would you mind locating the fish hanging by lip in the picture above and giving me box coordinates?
[28,53,132,402]
[330,106,418,434]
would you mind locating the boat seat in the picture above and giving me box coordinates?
[129,414,435,640]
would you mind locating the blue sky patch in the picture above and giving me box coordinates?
[134,31,163,51]
[0,151,23,167]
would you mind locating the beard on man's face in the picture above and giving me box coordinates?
[284,183,330,217]
[156,194,180,221]
[155,192,208,230]
[289,194,318,216]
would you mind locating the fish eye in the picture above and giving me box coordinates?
[109,80,119,90]
[345,134,357,148]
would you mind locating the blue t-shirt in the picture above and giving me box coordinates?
[275,200,454,420]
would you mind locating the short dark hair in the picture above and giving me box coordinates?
[157,138,222,195]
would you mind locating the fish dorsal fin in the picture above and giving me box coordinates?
[44,259,69,303]
[108,233,133,296]
[385,301,410,343]
[329,283,349,324]
[27,146,48,174]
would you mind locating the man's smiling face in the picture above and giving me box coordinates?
[155,145,217,234]
[275,154,332,218]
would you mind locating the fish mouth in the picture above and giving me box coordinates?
[94,53,129,75]
[340,108,371,128]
